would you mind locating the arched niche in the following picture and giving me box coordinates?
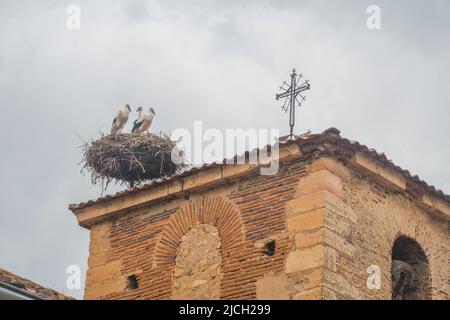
[172,224,222,299]
[391,236,432,300]
[152,197,246,299]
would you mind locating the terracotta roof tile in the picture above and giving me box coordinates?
[0,268,73,300]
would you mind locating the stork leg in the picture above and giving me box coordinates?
[393,272,406,299]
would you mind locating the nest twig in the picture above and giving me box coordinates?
[81,132,187,189]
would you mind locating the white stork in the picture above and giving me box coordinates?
[132,106,143,132]
[111,104,131,134]
[132,107,156,134]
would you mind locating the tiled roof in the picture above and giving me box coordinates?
[0,268,73,300]
[69,128,450,212]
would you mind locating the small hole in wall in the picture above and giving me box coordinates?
[126,275,139,290]
[263,240,276,256]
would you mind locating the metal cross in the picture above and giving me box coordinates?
[276,68,311,138]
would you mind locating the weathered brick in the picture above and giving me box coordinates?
[286,245,324,274]
[293,287,322,300]
[86,260,122,285]
[297,169,343,197]
[323,228,355,258]
[309,157,350,179]
[287,209,325,232]
[295,229,324,248]
[84,277,125,300]
[286,191,327,216]
[255,275,290,300]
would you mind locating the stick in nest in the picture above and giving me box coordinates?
[81,132,188,189]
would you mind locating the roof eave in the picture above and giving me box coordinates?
[70,143,303,229]
[69,130,450,227]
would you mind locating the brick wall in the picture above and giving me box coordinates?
[83,156,449,300]
[84,158,308,299]
[172,224,222,299]
[335,163,449,299]
[289,157,449,300]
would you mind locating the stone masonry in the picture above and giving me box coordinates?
[172,224,222,299]
[69,129,449,300]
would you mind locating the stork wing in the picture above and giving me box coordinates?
[132,120,143,133]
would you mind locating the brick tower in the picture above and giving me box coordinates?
[69,128,449,300]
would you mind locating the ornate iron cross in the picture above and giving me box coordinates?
[276,68,311,138]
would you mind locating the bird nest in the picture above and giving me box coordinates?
[81,133,187,189]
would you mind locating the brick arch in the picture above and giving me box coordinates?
[153,197,244,268]
[390,230,432,257]
[389,226,433,275]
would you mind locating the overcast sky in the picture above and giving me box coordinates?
[0,0,449,299]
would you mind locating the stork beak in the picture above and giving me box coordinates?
[126,104,131,112]
[150,108,155,115]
